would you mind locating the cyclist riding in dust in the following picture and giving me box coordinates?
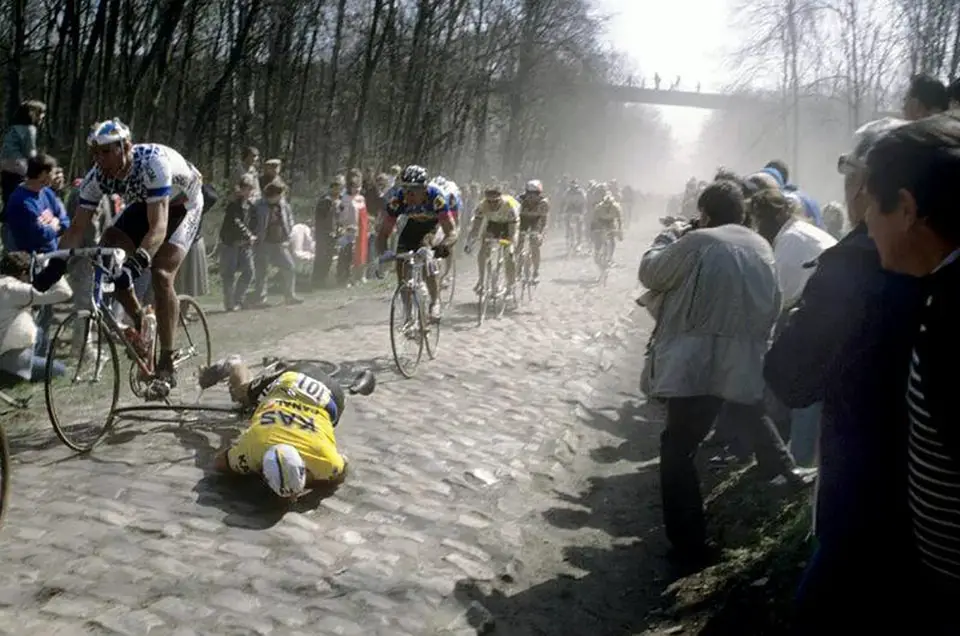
[516,179,550,284]
[375,165,457,322]
[590,184,624,265]
[465,183,520,298]
[562,179,588,251]
[43,119,204,395]
[199,356,375,500]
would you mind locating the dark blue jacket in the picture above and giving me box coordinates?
[5,184,69,253]
[765,223,923,547]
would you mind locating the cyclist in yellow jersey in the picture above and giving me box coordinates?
[591,185,624,265]
[200,356,374,500]
[465,183,520,297]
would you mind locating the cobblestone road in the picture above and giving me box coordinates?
[0,220,664,635]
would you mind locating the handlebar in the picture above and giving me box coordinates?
[34,247,127,266]
[378,246,432,264]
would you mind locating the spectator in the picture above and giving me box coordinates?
[4,153,71,351]
[387,164,402,188]
[948,77,960,110]
[312,176,343,290]
[751,189,837,467]
[764,118,923,632]
[218,174,257,312]
[63,179,114,358]
[251,179,302,307]
[0,251,69,382]
[639,179,798,567]
[862,112,960,629]
[821,201,846,239]
[903,73,949,121]
[762,159,824,228]
[0,100,46,207]
[260,159,282,191]
[336,175,368,287]
[4,153,69,254]
[235,146,261,202]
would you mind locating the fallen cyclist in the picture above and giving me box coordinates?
[198,356,375,500]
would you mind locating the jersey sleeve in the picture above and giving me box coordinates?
[226,426,264,474]
[76,168,104,209]
[143,153,173,203]
[303,444,346,482]
[428,186,452,220]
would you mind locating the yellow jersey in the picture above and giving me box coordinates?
[473,195,520,224]
[227,371,345,481]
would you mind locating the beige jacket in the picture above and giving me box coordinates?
[639,223,781,404]
[0,276,72,353]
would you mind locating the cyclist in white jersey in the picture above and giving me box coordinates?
[49,118,204,391]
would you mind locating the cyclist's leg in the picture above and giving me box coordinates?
[533,219,545,278]
[153,204,200,376]
[422,221,446,309]
[476,233,491,292]
[504,229,517,290]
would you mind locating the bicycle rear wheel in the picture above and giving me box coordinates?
[389,284,424,378]
[45,311,121,452]
[441,256,456,309]
[0,423,8,528]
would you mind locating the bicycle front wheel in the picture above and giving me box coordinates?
[389,284,424,378]
[166,295,213,403]
[45,311,121,452]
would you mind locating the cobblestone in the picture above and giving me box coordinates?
[0,225,658,634]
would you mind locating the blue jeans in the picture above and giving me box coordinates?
[790,402,822,467]
[0,327,66,382]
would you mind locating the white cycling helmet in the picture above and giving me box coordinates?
[87,118,132,148]
[262,444,307,499]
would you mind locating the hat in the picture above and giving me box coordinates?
[745,172,781,192]
[838,117,907,173]
[264,159,282,167]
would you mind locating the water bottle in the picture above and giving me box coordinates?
[140,306,157,360]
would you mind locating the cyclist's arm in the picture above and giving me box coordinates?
[438,213,458,244]
[58,169,100,249]
[141,154,175,256]
[467,204,484,241]
[216,426,262,474]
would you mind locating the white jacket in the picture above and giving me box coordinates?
[0,276,72,354]
[772,217,837,309]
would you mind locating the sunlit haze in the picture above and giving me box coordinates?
[593,0,737,155]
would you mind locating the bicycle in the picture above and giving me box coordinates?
[516,229,540,304]
[379,247,440,378]
[474,237,514,326]
[594,227,618,287]
[37,247,212,452]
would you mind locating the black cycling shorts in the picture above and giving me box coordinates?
[397,219,437,253]
[110,201,201,252]
[519,216,544,232]
[485,221,512,240]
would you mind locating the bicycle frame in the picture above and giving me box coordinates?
[35,248,154,379]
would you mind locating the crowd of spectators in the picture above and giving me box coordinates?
[639,72,960,633]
